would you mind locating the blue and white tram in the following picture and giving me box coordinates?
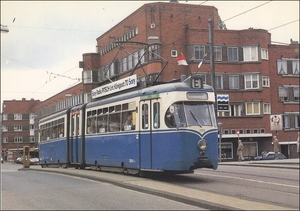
[84,75,218,173]
[39,109,70,167]
[38,75,218,174]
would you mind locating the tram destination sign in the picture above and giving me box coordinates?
[91,75,137,99]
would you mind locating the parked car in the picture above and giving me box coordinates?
[14,156,23,164]
[1,157,3,163]
[254,152,286,160]
[30,157,40,165]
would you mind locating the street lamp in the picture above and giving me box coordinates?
[217,122,223,162]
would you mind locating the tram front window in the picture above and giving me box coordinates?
[186,103,213,127]
[165,102,216,128]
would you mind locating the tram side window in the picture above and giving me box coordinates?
[98,114,108,133]
[71,116,75,136]
[40,127,46,142]
[123,110,136,131]
[109,113,120,132]
[75,114,80,136]
[51,125,58,139]
[165,106,176,128]
[142,104,149,129]
[174,103,187,127]
[153,102,160,129]
[58,123,64,137]
[87,118,96,134]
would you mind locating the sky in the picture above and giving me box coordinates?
[1,1,299,108]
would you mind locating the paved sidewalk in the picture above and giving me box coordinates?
[20,161,299,211]
[219,158,299,169]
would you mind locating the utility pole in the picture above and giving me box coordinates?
[208,18,216,114]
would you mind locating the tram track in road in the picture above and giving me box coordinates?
[141,166,299,210]
[21,165,298,210]
[210,166,299,182]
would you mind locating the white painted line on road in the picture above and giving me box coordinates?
[194,172,299,189]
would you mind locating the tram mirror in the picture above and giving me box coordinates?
[169,105,175,114]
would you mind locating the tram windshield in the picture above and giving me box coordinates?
[165,102,216,128]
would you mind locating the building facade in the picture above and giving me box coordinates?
[1,1,299,161]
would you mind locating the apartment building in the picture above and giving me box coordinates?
[1,1,299,161]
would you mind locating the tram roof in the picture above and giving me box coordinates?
[86,76,214,109]
[39,108,71,124]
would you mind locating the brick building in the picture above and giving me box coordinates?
[1,1,299,161]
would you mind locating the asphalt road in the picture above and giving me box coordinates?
[184,165,298,209]
[2,159,299,210]
[1,163,203,210]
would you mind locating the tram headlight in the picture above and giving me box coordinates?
[197,139,208,151]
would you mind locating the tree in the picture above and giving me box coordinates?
[218,15,227,30]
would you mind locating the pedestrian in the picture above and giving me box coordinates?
[273,135,280,159]
[237,139,244,161]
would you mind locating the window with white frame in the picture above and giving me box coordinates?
[133,51,139,67]
[14,114,22,120]
[229,75,239,89]
[294,87,299,101]
[283,115,290,128]
[245,102,260,115]
[3,137,9,143]
[260,128,265,133]
[14,125,22,131]
[292,60,300,74]
[14,136,23,143]
[245,74,259,89]
[214,46,222,61]
[128,54,133,70]
[263,103,271,114]
[149,45,159,60]
[215,75,223,89]
[3,114,8,120]
[2,125,8,132]
[217,111,229,117]
[227,47,238,61]
[30,136,35,143]
[277,60,287,74]
[295,115,300,128]
[139,48,145,64]
[230,104,242,117]
[122,57,127,73]
[194,45,205,60]
[109,62,115,76]
[246,129,251,134]
[171,50,177,57]
[278,87,288,102]
[243,46,258,61]
[262,76,270,87]
[261,48,269,60]
[83,70,93,84]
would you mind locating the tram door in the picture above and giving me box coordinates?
[70,111,81,164]
[139,98,160,169]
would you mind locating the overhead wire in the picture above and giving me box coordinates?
[3,1,298,99]
[221,1,273,22]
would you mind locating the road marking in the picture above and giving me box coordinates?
[195,172,299,189]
